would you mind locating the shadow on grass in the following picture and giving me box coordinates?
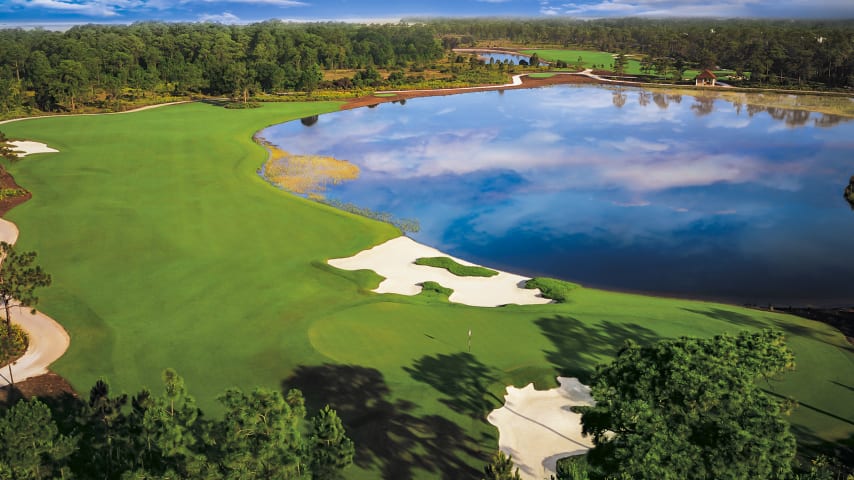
[681,307,770,330]
[535,316,658,383]
[684,307,854,353]
[790,424,854,471]
[404,352,502,419]
[283,364,486,480]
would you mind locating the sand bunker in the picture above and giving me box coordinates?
[488,377,595,480]
[0,218,70,386]
[328,236,552,307]
[9,141,59,157]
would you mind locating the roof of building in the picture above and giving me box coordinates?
[696,69,717,79]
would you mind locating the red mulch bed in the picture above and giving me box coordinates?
[0,372,78,407]
[0,170,31,217]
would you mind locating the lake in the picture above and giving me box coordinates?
[261,85,854,306]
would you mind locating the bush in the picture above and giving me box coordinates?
[525,277,580,302]
[0,324,29,366]
[414,257,498,277]
[224,102,261,109]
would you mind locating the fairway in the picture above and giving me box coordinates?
[523,48,645,75]
[2,102,852,478]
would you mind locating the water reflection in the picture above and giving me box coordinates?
[262,85,854,305]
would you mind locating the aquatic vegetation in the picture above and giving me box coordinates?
[263,145,359,196]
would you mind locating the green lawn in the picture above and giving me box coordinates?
[3,102,852,478]
[523,49,645,75]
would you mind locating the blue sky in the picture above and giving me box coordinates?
[1,0,853,27]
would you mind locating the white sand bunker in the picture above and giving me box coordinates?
[328,236,552,307]
[488,377,595,480]
[9,140,59,157]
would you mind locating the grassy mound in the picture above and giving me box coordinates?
[3,101,851,479]
[415,256,499,277]
[419,281,454,299]
[525,277,580,303]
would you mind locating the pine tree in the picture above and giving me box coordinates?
[307,405,355,480]
[483,451,521,480]
[0,399,75,479]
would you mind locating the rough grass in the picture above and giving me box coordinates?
[2,101,852,479]
[415,256,499,277]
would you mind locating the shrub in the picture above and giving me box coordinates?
[0,324,29,366]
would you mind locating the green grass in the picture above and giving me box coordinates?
[525,277,580,303]
[2,102,852,478]
[528,72,556,79]
[373,93,397,97]
[415,256,499,277]
[418,281,454,299]
[523,49,645,75]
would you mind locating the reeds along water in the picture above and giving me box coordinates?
[263,146,359,196]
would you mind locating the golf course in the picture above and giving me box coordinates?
[2,101,852,478]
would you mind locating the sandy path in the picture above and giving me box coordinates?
[328,236,552,307]
[0,143,70,387]
[488,377,595,480]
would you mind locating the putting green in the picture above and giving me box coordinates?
[2,102,851,478]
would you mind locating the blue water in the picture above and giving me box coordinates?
[262,86,854,306]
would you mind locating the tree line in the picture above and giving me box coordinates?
[0,369,354,479]
[0,21,444,113]
[2,18,852,116]
[426,18,854,87]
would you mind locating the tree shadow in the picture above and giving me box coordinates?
[683,307,854,353]
[681,307,770,330]
[404,352,501,419]
[283,364,485,480]
[535,316,658,383]
[790,424,854,471]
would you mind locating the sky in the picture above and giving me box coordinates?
[1,0,853,28]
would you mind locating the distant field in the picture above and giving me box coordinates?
[523,49,645,75]
[3,101,852,479]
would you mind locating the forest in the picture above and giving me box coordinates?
[0,18,852,116]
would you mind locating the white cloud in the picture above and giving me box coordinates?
[11,0,308,17]
[197,11,240,23]
[540,0,853,18]
[189,0,307,5]
[10,0,143,17]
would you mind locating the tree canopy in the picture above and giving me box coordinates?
[1,369,355,479]
[575,329,797,480]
